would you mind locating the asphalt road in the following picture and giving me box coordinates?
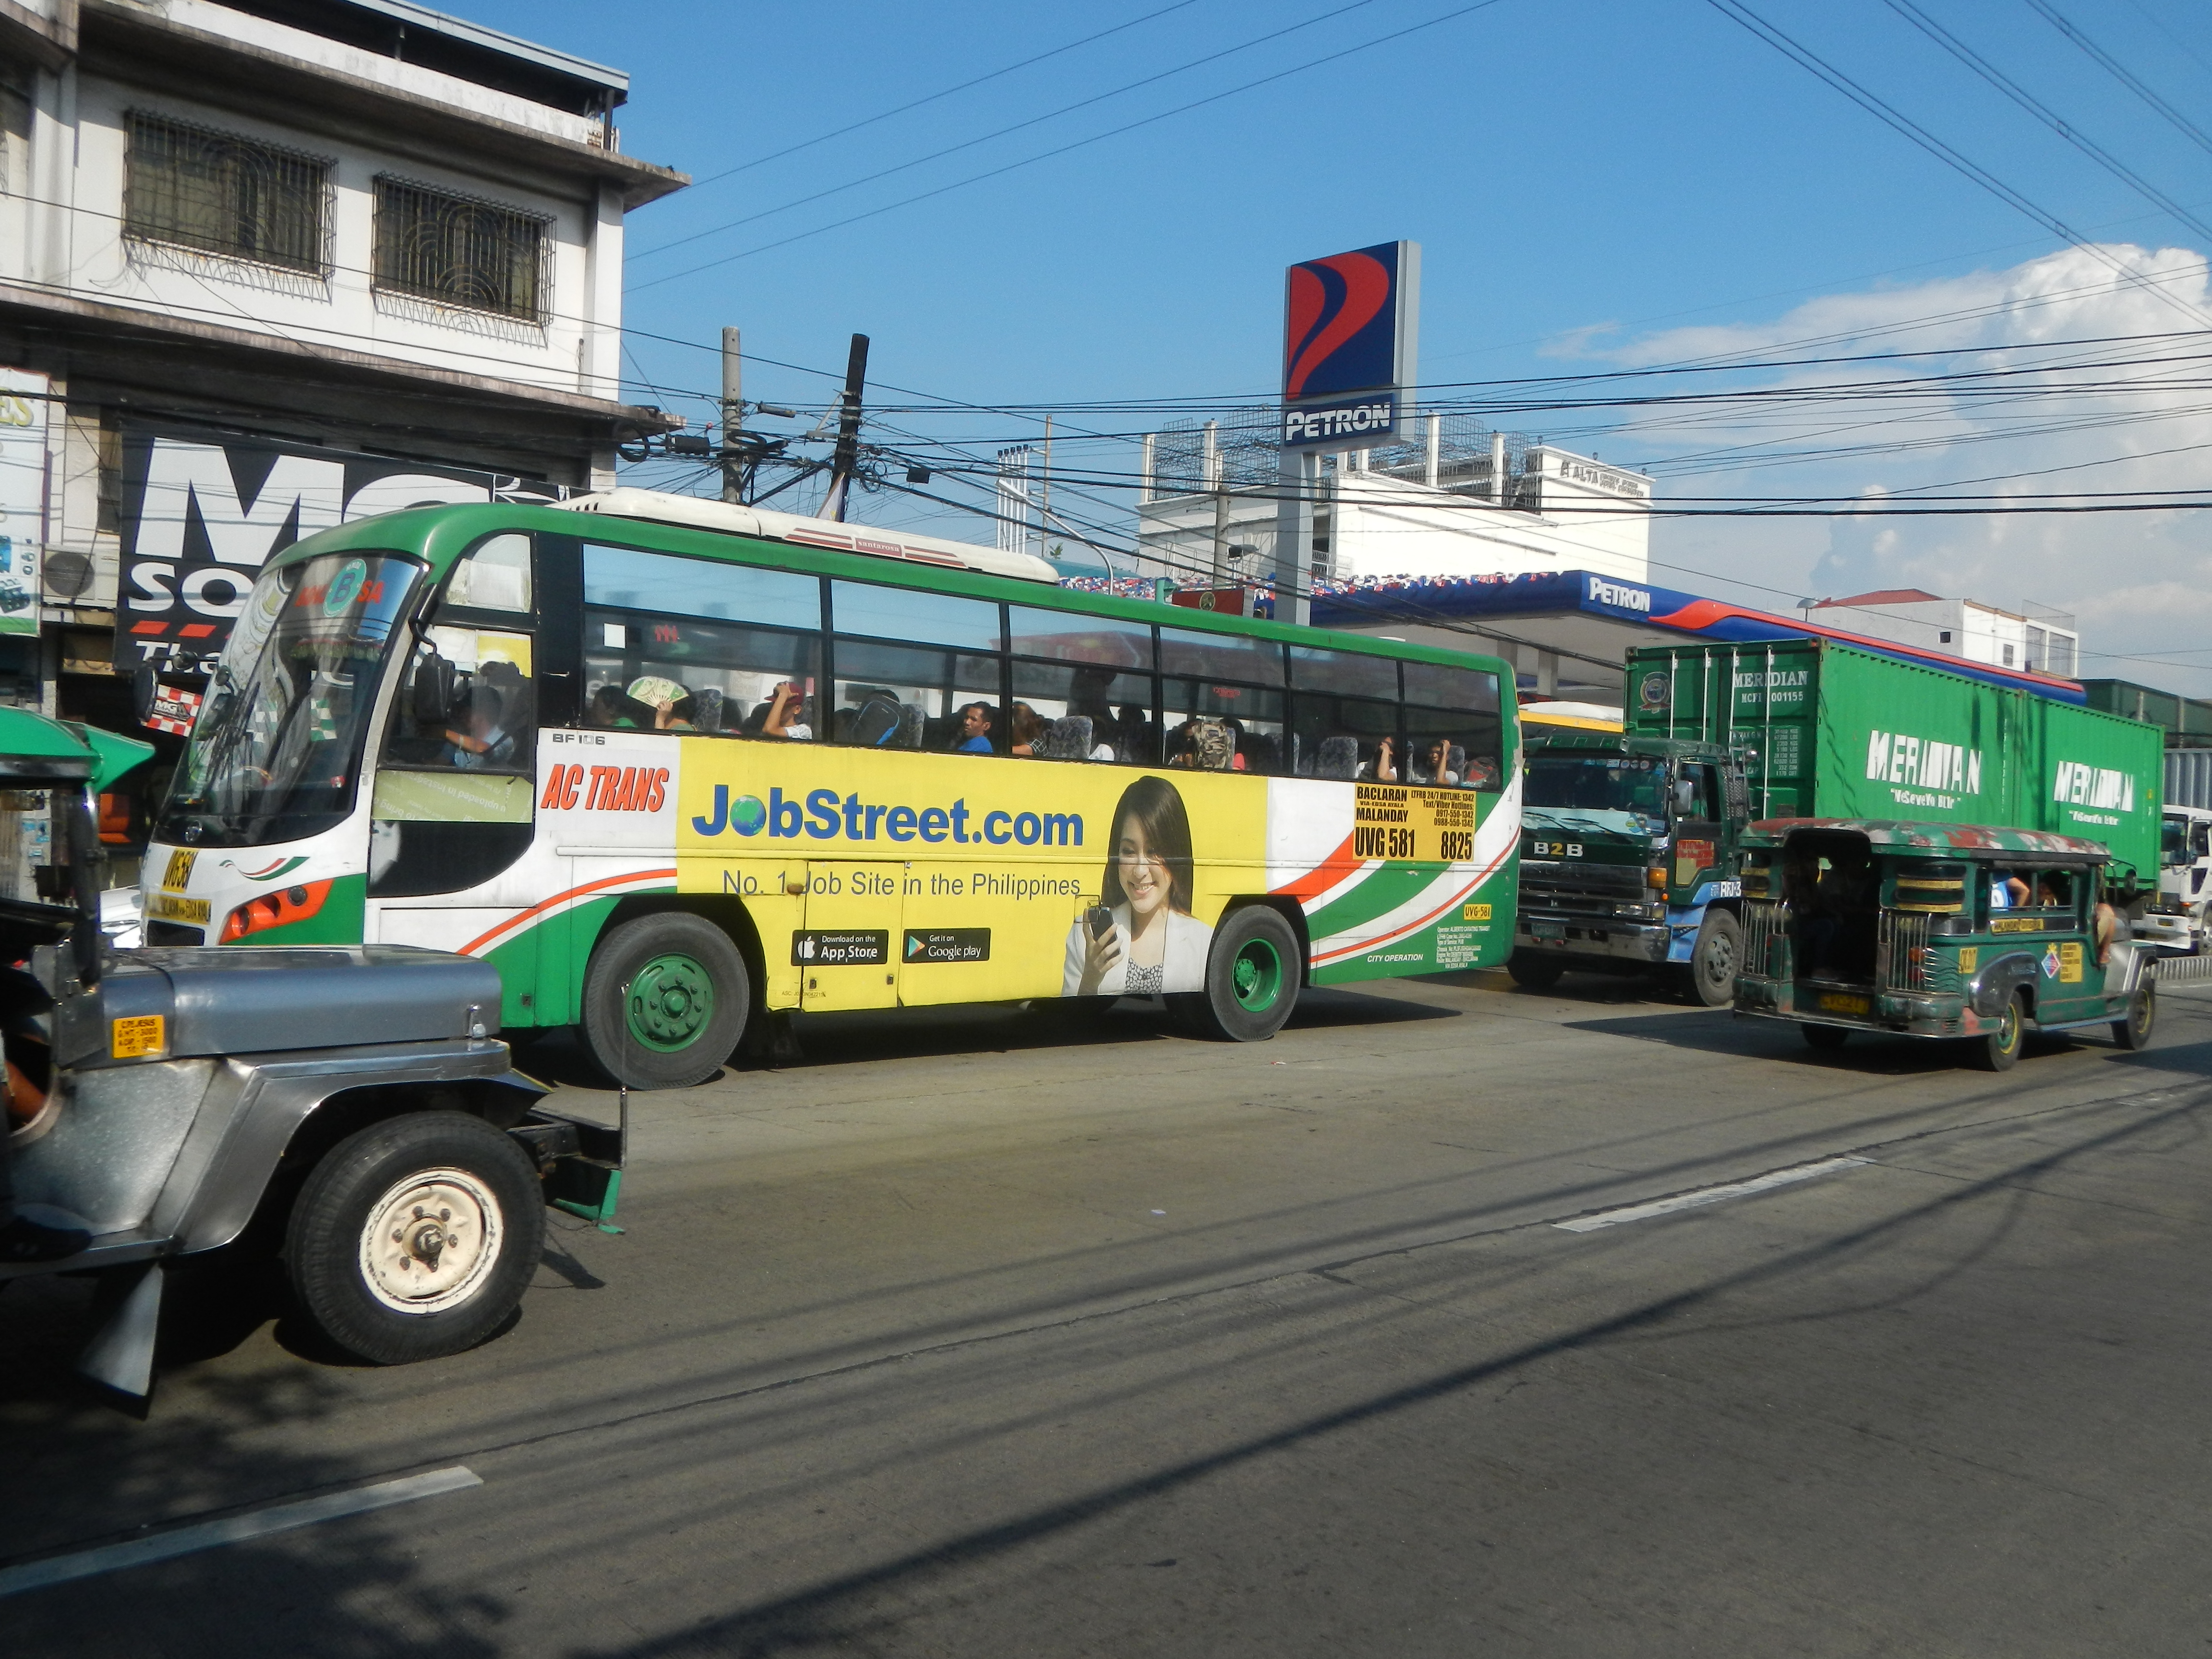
[7,968,2212,1657]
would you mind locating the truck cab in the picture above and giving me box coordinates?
[2137,805,2212,955]
[1510,729,1750,1004]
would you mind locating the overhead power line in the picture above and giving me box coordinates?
[2028,0,2212,159]
[1702,0,2212,332]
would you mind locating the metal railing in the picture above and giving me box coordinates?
[1878,909,1931,993]
[1741,899,1788,980]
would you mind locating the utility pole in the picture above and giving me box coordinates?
[819,332,870,522]
[1038,415,1052,562]
[720,326,743,504]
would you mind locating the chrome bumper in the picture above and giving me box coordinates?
[1515,914,1671,965]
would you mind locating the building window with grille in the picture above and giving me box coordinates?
[373,178,548,323]
[123,113,329,273]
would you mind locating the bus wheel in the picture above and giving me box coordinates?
[1687,911,1741,1008]
[285,1111,544,1366]
[583,913,751,1089]
[1975,990,2025,1071]
[1174,906,1301,1042]
[2112,982,2156,1050]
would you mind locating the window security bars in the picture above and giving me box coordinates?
[1742,899,1788,981]
[373,178,548,323]
[1878,909,1932,994]
[124,113,329,274]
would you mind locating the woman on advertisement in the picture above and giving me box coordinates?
[1064,776,1213,997]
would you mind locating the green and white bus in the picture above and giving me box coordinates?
[141,490,1520,1086]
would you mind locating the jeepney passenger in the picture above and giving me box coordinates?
[1988,868,2029,911]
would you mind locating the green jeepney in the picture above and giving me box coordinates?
[1732,818,2156,1070]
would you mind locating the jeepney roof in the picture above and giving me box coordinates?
[0,709,154,789]
[1738,818,2112,861]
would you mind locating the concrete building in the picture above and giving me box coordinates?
[1806,589,2080,677]
[1131,411,1652,594]
[0,0,685,884]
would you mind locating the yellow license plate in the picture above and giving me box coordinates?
[1818,992,1869,1015]
[144,892,211,924]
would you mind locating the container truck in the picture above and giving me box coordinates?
[1512,637,2164,1000]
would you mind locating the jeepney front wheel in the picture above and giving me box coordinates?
[286,1111,545,1366]
[1976,990,2026,1072]
[2113,982,2157,1051]
[583,912,752,1089]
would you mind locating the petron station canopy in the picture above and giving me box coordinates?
[1305,569,2089,706]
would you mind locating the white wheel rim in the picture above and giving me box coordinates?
[357,1166,504,1315]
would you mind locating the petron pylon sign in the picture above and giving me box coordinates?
[1280,240,1420,450]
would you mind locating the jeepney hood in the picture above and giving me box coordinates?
[46,945,504,1070]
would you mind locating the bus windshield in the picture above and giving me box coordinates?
[155,552,422,848]
[1524,752,1667,831]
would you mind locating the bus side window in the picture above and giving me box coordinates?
[584,613,822,740]
[385,626,534,774]
[1402,661,1504,791]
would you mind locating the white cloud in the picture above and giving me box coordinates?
[1591,243,2212,694]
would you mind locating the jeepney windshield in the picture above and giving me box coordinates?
[1524,753,1668,835]
[155,552,423,848]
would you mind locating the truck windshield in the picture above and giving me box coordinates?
[155,552,423,848]
[2163,814,2195,867]
[1525,753,1667,822]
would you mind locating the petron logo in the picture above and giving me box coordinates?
[1284,242,1404,401]
[1586,576,1651,613]
[690,783,1082,848]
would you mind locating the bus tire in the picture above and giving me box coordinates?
[2112,982,2156,1050]
[582,912,751,1089]
[1507,951,1563,991]
[285,1110,544,1366]
[1173,905,1301,1042]
[1687,910,1741,1008]
[1975,989,2026,1071]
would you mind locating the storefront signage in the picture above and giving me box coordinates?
[1280,240,1420,452]
[114,428,565,675]
[0,369,50,637]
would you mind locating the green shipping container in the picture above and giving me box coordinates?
[1624,640,2162,886]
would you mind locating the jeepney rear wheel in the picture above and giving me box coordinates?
[1976,990,2026,1072]
[1801,1023,1849,1052]
[1687,911,1742,1008]
[285,1111,544,1366]
[2113,982,2157,1050]
[1507,951,1564,991]
[582,912,751,1089]
[1168,905,1301,1042]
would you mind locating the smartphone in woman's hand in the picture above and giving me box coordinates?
[1086,904,1115,940]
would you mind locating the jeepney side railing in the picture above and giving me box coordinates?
[1878,910,1932,994]
[1742,898,1788,980]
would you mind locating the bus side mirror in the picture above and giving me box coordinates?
[412,653,458,724]
[131,664,157,725]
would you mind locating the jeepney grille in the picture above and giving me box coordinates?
[1879,910,1931,993]
[1742,900,1787,979]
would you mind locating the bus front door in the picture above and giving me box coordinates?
[797,862,908,1010]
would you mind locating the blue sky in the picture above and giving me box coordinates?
[461,0,2212,689]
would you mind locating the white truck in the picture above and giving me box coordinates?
[2137,804,2212,954]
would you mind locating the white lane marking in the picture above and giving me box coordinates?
[0,1466,482,1599]
[1553,1157,1873,1233]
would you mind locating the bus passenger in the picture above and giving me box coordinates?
[1366,736,1399,783]
[1415,738,1459,786]
[954,701,996,754]
[1010,703,1045,757]
[761,681,813,740]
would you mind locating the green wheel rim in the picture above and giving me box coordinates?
[1231,937,1285,1012]
[626,952,715,1051]
[1998,1001,2020,1054]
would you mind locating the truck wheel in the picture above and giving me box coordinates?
[1507,951,1564,991]
[1976,990,2026,1071]
[1168,905,1301,1042]
[1688,911,1742,1008]
[2112,982,2156,1050]
[1801,1023,1849,1052]
[583,912,751,1089]
[285,1111,545,1366]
